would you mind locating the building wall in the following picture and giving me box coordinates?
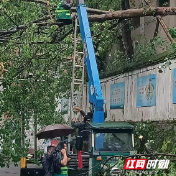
[64,60,176,122]
[131,0,176,53]
[95,60,176,122]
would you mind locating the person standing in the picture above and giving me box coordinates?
[42,145,68,176]
[71,107,90,152]
[64,141,71,162]
[42,146,55,176]
[53,141,68,176]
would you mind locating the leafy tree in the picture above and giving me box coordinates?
[0,0,176,168]
[0,0,123,166]
[0,0,74,166]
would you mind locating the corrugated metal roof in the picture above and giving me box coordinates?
[88,121,134,129]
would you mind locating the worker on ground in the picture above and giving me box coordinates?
[71,107,90,152]
[52,141,71,176]
[64,141,71,162]
[42,146,55,176]
[42,145,68,176]
[53,142,68,176]
[55,0,73,25]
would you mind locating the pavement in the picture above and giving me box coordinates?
[0,163,20,176]
[0,163,41,176]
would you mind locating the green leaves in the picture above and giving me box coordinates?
[102,35,171,77]
[2,0,175,168]
[0,0,74,166]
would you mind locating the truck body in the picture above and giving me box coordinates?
[68,122,134,176]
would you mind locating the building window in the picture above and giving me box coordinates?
[159,0,170,7]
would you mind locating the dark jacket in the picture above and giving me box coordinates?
[71,110,89,141]
[80,110,86,118]
[71,121,85,136]
[42,149,55,176]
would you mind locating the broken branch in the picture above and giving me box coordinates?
[20,0,47,5]
[2,7,176,42]
[144,0,175,43]
[71,7,110,14]
[157,15,175,43]
[87,7,176,22]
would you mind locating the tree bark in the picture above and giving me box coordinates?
[153,19,159,38]
[71,7,110,14]
[87,7,176,22]
[121,0,134,58]
[144,0,175,43]
[157,15,175,43]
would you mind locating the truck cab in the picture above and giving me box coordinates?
[74,121,134,176]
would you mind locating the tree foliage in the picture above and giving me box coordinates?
[0,0,74,166]
[0,0,123,166]
[0,0,176,167]
[101,121,176,176]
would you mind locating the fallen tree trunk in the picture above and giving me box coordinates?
[20,0,110,14]
[35,7,176,26]
[20,0,48,5]
[144,0,175,43]
[1,7,176,41]
[71,7,110,14]
[88,7,176,22]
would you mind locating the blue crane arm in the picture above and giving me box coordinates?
[76,0,104,123]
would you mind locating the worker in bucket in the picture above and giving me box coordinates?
[55,0,73,25]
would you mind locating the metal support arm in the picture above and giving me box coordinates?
[76,3,104,123]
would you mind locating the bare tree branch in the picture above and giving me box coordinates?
[33,16,51,23]
[2,7,176,43]
[87,7,176,22]
[20,0,47,5]
[153,18,159,38]
[71,7,110,14]
[157,15,175,43]
[144,0,175,43]
[33,7,176,25]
